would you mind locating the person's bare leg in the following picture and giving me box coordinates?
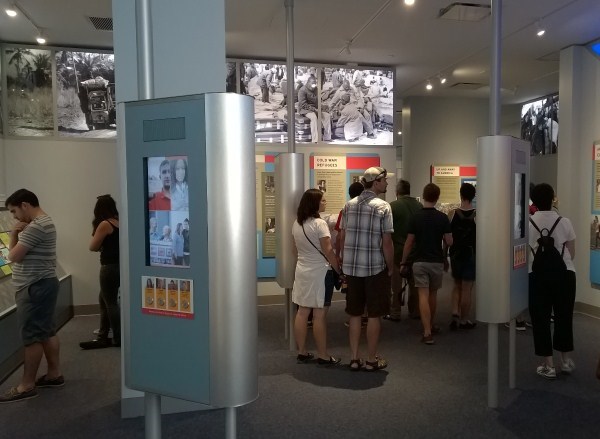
[294,306,311,355]
[451,280,461,317]
[429,289,438,327]
[41,336,61,379]
[418,288,431,335]
[18,343,44,392]
[366,317,381,362]
[459,280,474,323]
[348,315,362,360]
[312,307,329,359]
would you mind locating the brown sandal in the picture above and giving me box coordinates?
[364,358,387,372]
[349,359,363,371]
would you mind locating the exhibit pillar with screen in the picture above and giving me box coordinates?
[118,93,258,411]
[476,135,530,323]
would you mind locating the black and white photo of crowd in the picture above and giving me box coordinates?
[237,62,394,145]
[56,51,116,138]
[520,94,559,156]
[4,47,53,137]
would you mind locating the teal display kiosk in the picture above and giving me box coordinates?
[119,93,258,411]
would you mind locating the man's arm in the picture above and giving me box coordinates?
[382,232,394,276]
[566,239,575,260]
[401,234,415,265]
[7,222,30,263]
[339,229,345,264]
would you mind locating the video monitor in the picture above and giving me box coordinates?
[520,94,558,156]
[146,156,190,268]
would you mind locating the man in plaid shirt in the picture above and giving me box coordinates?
[340,167,395,371]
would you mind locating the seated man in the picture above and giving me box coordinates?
[298,76,331,142]
[336,94,376,142]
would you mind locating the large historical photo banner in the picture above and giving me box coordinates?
[56,51,116,138]
[5,47,53,136]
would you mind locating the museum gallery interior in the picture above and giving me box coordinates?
[0,1,599,438]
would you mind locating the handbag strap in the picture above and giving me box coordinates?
[301,223,329,264]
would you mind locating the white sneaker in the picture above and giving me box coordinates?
[561,358,575,374]
[536,364,557,380]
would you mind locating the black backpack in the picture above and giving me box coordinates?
[529,217,566,274]
[449,209,476,258]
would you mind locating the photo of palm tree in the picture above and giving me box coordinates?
[56,50,116,138]
[4,47,53,136]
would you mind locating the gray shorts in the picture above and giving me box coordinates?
[15,277,59,346]
[412,262,444,290]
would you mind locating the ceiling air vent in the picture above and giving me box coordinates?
[439,3,491,21]
[88,16,113,31]
[449,82,486,90]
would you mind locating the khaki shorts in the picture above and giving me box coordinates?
[412,262,444,290]
[345,270,391,317]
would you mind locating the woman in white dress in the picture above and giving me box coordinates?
[292,189,343,365]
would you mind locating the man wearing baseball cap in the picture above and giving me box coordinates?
[340,167,395,371]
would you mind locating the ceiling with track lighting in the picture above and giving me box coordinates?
[0,0,599,105]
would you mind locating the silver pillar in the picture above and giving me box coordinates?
[144,393,161,439]
[206,94,258,407]
[285,0,296,153]
[136,0,154,100]
[509,319,516,388]
[488,323,498,408]
[275,153,304,350]
[225,407,236,439]
[489,0,502,135]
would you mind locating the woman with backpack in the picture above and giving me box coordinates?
[529,183,576,379]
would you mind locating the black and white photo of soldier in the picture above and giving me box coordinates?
[264,175,275,193]
[226,62,236,93]
[56,51,116,138]
[520,94,559,156]
[265,217,276,233]
[245,62,286,142]
[321,68,394,145]
[5,47,53,137]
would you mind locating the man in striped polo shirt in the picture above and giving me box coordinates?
[0,189,62,403]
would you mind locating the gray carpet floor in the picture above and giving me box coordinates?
[1,291,600,439]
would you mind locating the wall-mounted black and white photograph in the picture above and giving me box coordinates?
[322,68,394,145]
[243,62,287,143]
[5,47,53,137]
[520,94,558,156]
[56,51,116,138]
[226,61,236,93]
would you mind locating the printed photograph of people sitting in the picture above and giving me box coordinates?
[520,94,559,156]
[243,63,319,143]
[147,156,190,268]
[321,68,394,145]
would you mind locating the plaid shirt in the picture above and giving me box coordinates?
[341,190,394,277]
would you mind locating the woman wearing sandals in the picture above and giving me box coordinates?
[292,189,342,366]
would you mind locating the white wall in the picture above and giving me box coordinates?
[558,45,600,308]
[4,139,119,307]
[401,97,489,195]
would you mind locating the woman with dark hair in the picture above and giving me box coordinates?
[529,183,576,379]
[292,189,342,366]
[171,158,189,211]
[80,195,121,349]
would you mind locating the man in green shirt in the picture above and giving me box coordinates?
[385,180,422,321]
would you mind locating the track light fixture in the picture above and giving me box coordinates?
[5,6,17,17]
[535,20,545,37]
[439,73,447,84]
[404,0,415,6]
[426,81,433,91]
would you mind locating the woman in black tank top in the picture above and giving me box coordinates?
[80,195,121,350]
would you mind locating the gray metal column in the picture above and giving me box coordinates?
[135,0,161,435]
[285,0,295,154]
[487,0,502,409]
[275,153,304,350]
